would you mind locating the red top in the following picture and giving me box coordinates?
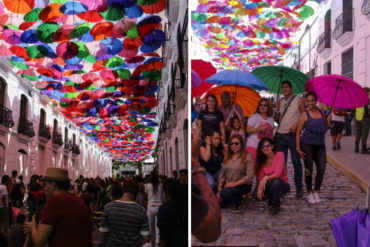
[258,152,289,184]
[40,193,93,247]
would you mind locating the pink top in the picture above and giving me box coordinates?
[230,128,245,140]
[258,152,289,184]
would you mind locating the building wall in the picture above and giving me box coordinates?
[0,58,112,184]
[284,0,370,88]
[156,0,188,177]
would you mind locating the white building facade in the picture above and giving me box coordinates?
[156,0,188,177]
[283,0,370,88]
[0,58,112,184]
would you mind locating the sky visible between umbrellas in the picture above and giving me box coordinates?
[191,0,323,72]
[0,0,167,162]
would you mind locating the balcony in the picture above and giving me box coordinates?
[333,9,354,46]
[64,139,72,151]
[72,144,80,155]
[52,132,63,148]
[38,123,51,144]
[317,29,331,58]
[0,105,14,135]
[18,118,35,143]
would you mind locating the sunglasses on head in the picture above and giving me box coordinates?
[230,142,240,146]
[262,144,272,148]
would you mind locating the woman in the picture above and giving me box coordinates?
[145,170,163,247]
[255,138,290,215]
[216,134,254,213]
[197,94,226,143]
[296,92,330,204]
[246,98,275,164]
[199,130,224,192]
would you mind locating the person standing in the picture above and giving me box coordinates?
[274,80,305,197]
[100,181,150,246]
[344,109,354,136]
[296,92,330,204]
[24,168,93,247]
[330,107,345,151]
[0,175,9,236]
[219,91,245,124]
[354,87,370,154]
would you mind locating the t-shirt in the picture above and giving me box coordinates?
[100,200,149,247]
[40,193,93,247]
[246,113,275,149]
[257,152,289,184]
[82,182,88,192]
[0,184,8,208]
[144,183,163,207]
[277,96,301,134]
[198,110,224,138]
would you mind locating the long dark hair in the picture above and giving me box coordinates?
[149,170,159,195]
[224,134,246,164]
[210,130,223,156]
[205,94,219,112]
[256,137,277,174]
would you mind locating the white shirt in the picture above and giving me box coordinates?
[144,183,163,207]
[0,184,8,208]
[82,182,88,191]
[246,113,275,149]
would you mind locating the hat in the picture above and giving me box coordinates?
[41,168,71,182]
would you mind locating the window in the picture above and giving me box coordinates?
[53,119,58,132]
[175,138,179,173]
[0,78,6,106]
[20,95,28,120]
[342,48,353,79]
[324,61,331,74]
[73,134,76,145]
[40,109,46,124]
[65,127,68,139]
[183,119,188,166]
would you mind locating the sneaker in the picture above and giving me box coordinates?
[336,142,341,150]
[231,204,242,213]
[269,205,280,215]
[313,191,321,203]
[296,187,303,197]
[307,193,316,204]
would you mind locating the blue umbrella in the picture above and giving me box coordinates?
[205,70,268,91]
[20,30,38,43]
[101,38,123,55]
[125,4,143,18]
[60,2,88,15]
[143,30,166,47]
[107,0,136,9]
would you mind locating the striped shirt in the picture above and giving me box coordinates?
[100,200,150,247]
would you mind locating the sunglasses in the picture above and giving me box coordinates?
[259,104,268,107]
[262,144,272,148]
[230,142,240,146]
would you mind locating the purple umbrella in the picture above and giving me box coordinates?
[192,69,202,88]
[305,75,369,109]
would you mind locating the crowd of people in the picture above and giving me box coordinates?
[0,167,188,247]
[191,81,370,217]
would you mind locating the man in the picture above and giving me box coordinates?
[219,91,245,122]
[274,81,305,197]
[179,169,188,185]
[355,87,370,154]
[100,181,150,246]
[0,175,9,235]
[24,168,93,247]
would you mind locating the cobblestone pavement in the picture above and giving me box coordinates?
[192,158,366,247]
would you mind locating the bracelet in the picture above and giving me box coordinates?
[191,166,206,176]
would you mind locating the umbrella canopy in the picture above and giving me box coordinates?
[191,59,216,97]
[305,75,369,109]
[191,69,202,88]
[204,85,261,117]
[206,69,268,91]
[252,65,309,95]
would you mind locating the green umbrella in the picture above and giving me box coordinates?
[9,60,28,70]
[103,57,123,68]
[75,41,90,58]
[36,22,60,43]
[26,45,49,58]
[252,65,309,95]
[69,22,92,39]
[101,6,124,21]
[24,8,42,21]
[127,26,138,38]
[116,69,131,79]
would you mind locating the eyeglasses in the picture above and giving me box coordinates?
[262,144,272,148]
[230,142,240,146]
[259,104,268,107]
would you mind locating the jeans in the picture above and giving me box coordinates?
[253,179,290,206]
[205,170,221,193]
[345,116,353,135]
[147,205,160,245]
[300,143,326,192]
[220,184,252,208]
[275,134,303,189]
[355,118,370,147]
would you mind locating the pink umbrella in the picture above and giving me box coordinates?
[191,69,202,88]
[2,29,22,45]
[305,74,369,109]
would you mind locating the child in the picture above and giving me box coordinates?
[225,105,246,142]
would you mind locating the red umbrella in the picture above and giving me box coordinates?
[90,22,113,40]
[191,59,216,97]
[139,0,167,14]
[77,11,104,22]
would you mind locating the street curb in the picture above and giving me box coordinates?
[326,154,368,192]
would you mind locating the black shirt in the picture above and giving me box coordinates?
[198,110,224,138]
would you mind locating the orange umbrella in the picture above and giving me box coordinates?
[204,85,261,117]
[3,0,34,14]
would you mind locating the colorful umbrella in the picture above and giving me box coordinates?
[252,66,309,95]
[191,69,202,88]
[205,85,261,117]
[305,75,369,109]
[191,59,216,97]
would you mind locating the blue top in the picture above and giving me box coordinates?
[301,111,328,146]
